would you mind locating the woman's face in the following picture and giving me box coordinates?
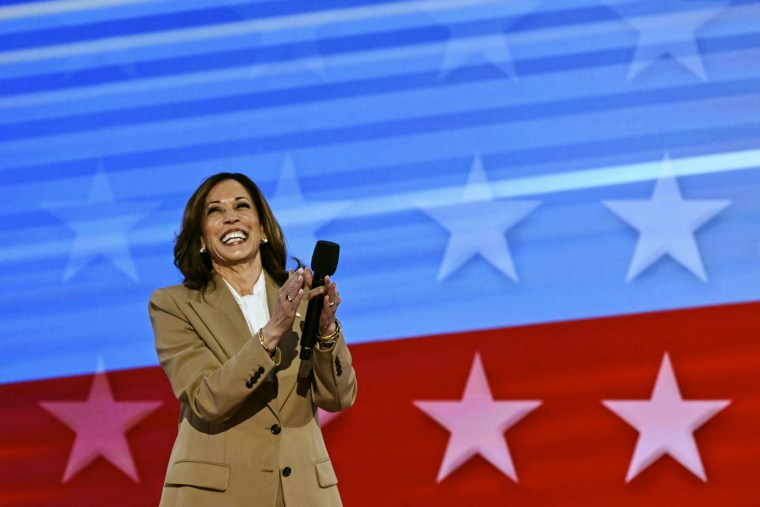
[200,179,265,270]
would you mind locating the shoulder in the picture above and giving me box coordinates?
[151,283,190,299]
[149,283,201,310]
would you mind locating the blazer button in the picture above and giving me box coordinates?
[245,380,253,389]
[257,366,265,374]
[282,466,292,477]
[270,424,281,435]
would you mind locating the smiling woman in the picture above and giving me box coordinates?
[173,173,289,291]
[200,180,268,288]
[149,173,357,507]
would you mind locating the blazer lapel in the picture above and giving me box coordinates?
[189,272,252,360]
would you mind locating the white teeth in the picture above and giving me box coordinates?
[221,231,247,244]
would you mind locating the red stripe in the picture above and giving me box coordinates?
[1,302,758,506]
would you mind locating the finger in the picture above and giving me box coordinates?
[326,293,341,311]
[307,286,327,300]
[302,267,314,287]
[283,269,303,303]
[323,292,341,314]
[292,288,305,307]
[326,284,339,308]
[282,270,295,292]
[290,269,304,292]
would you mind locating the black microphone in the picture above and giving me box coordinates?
[299,240,340,360]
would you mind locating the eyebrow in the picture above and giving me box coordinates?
[205,196,250,206]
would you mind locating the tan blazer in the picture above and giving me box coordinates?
[149,272,357,507]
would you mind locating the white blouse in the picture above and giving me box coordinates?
[221,271,270,336]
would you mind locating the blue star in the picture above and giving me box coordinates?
[426,0,541,78]
[603,155,730,281]
[42,167,160,282]
[603,0,727,81]
[267,154,350,262]
[418,153,541,281]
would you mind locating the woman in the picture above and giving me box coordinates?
[149,173,357,506]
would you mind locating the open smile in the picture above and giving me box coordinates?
[220,229,248,245]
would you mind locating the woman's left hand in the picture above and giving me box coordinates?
[303,270,341,336]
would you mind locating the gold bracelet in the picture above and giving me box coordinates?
[317,318,341,344]
[258,328,275,356]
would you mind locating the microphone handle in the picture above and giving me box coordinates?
[299,276,325,360]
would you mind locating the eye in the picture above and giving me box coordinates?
[207,206,223,215]
[236,202,251,209]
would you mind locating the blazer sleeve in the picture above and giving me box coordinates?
[149,287,280,423]
[311,329,357,413]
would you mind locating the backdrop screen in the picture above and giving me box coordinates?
[1,0,759,505]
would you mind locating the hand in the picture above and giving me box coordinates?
[262,268,304,350]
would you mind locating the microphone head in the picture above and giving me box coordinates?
[311,240,339,276]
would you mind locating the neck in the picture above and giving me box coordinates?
[213,261,262,296]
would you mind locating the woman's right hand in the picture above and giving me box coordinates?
[261,268,304,350]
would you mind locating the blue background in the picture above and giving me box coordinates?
[2,0,759,383]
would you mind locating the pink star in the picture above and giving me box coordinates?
[39,370,162,483]
[414,353,541,482]
[603,353,730,482]
[318,408,339,427]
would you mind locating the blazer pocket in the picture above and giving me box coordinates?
[165,459,231,492]
[315,458,338,488]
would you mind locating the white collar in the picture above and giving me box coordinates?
[221,270,266,303]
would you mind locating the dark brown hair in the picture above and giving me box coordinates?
[174,172,293,289]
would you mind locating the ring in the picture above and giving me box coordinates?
[286,294,294,302]
[328,300,335,307]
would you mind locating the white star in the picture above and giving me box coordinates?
[602,0,726,81]
[603,353,730,482]
[41,167,160,281]
[603,156,729,282]
[414,353,541,482]
[418,153,541,281]
[39,367,162,483]
[268,154,350,261]
[427,0,540,78]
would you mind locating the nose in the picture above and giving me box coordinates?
[223,208,240,223]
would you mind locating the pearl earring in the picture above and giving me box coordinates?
[261,237,268,244]
[200,246,206,253]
